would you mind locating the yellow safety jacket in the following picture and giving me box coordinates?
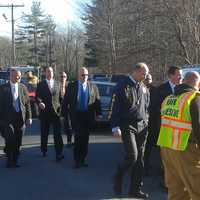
[157,91,200,151]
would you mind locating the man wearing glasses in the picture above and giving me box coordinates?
[62,67,101,168]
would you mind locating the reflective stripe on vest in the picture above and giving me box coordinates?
[157,91,200,151]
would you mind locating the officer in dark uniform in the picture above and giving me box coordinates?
[111,63,150,198]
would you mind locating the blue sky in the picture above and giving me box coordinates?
[0,0,91,37]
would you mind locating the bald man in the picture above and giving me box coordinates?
[157,71,200,200]
[0,68,32,168]
[111,63,150,198]
[62,67,101,168]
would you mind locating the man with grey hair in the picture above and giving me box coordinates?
[157,71,200,199]
[111,62,150,198]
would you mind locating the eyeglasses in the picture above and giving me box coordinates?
[81,74,88,77]
[60,76,67,78]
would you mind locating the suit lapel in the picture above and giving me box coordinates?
[166,81,173,94]
[8,83,13,105]
[44,80,52,95]
[87,82,91,104]
[75,81,79,104]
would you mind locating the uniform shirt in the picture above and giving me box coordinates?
[111,76,149,132]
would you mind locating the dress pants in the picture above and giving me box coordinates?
[115,124,148,193]
[74,111,90,164]
[5,111,24,165]
[40,112,63,156]
[64,114,73,144]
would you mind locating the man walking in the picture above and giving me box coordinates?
[62,67,101,168]
[0,68,32,168]
[36,66,64,161]
[111,63,150,198]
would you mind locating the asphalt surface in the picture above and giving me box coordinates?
[0,119,167,200]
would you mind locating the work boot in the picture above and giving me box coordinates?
[129,190,149,199]
[113,174,123,196]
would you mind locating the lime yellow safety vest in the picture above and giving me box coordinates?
[157,91,200,151]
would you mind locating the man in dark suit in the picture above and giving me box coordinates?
[0,69,32,168]
[156,65,182,189]
[156,66,182,144]
[143,73,159,175]
[158,66,182,110]
[111,63,150,198]
[62,67,101,168]
[36,66,64,161]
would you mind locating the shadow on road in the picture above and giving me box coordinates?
[0,141,166,200]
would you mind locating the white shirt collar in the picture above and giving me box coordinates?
[168,80,176,92]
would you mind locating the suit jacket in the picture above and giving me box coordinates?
[0,82,32,127]
[62,80,101,129]
[157,81,173,107]
[36,80,61,117]
[155,81,174,137]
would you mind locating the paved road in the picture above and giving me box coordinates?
[0,120,167,200]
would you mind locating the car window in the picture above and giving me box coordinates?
[96,84,114,96]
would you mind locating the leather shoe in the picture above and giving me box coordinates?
[6,162,20,168]
[42,152,47,157]
[73,162,81,169]
[81,160,88,167]
[113,174,122,196]
[129,190,149,199]
[56,154,64,162]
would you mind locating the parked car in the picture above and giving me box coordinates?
[182,66,200,77]
[91,81,116,125]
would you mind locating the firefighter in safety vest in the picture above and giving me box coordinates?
[157,71,200,200]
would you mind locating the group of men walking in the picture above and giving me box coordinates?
[0,63,200,199]
[0,66,101,170]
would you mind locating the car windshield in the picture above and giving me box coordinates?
[96,84,114,97]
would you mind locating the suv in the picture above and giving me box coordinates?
[91,81,116,125]
[182,65,200,76]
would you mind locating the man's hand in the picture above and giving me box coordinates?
[26,119,32,126]
[39,102,45,110]
[113,128,122,137]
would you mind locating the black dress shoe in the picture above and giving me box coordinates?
[6,162,20,168]
[42,152,47,157]
[56,155,64,162]
[113,174,122,196]
[73,162,81,169]
[81,160,88,167]
[129,190,149,199]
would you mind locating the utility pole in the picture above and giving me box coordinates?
[0,4,24,66]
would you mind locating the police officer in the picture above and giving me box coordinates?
[111,63,150,198]
[157,71,200,200]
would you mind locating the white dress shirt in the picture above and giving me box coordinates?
[46,79,54,91]
[10,81,19,100]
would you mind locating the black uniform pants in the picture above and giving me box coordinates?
[116,124,148,193]
[40,113,63,155]
[74,111,90,164]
